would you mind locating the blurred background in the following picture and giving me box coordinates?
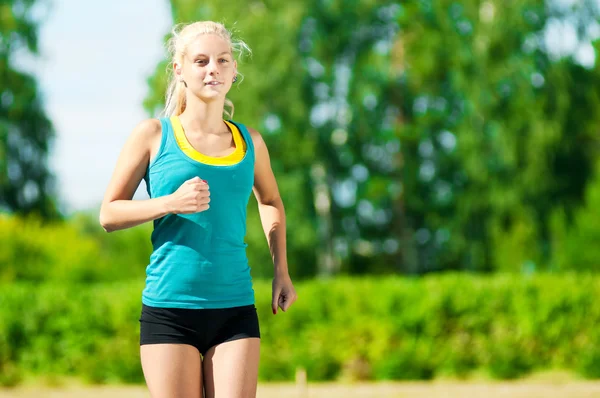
[2,0,600,395]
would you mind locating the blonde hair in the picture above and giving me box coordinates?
[163,21,251,119]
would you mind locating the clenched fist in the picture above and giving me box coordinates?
[166,176,211,214]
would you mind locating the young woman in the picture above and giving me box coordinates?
[99,20,297,398]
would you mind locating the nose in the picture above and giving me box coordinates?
[207,58,219,75]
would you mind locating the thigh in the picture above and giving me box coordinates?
[141,343,203,398]
[203,337,260,398]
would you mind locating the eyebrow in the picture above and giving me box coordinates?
[193,51,232,57]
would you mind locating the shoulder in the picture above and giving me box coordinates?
[126,118,162,148]
[132,118,162,139]
[243,125,267,151]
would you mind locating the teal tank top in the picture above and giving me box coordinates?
[142,117,256,309]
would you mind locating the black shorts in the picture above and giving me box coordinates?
[139,303,260,356]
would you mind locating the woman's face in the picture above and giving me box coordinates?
[176,33,237,103]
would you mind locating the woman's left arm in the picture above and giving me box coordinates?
[249,127,297,315]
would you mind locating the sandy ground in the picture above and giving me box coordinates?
[2,381,600,398]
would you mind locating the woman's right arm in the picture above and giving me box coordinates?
[99,119,169,233]
[99,119,211,233]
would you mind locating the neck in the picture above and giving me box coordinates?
[178,95,226,135]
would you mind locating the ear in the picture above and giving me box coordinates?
[173,62,182,77]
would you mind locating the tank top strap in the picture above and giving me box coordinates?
[155,116,182,160]
[146,117,170,172]
[227,120,255,160]
[160,116,176,148]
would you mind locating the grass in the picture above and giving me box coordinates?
[2,371,599,398]
[2,381,600,398]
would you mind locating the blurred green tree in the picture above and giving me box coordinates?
[0,0,58,218]
[144,0,600,277]
[295,1,404,275]
[396,0,600,273]
[144,0,402,278]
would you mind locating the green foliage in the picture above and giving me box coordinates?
[490,210,541,273]
[0,282,144,385]
[0,209,305,283]
[0,211,302,283]
[551,160,600,272]
[0,213,153,283]
[2,275,600,385]
[138,0,600,276]
[397,0,600,273]
[0,214,101,282]
[2,0,600,278]
[0,0,58,218]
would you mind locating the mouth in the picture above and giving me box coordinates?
[205,81,222,86]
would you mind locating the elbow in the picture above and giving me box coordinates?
[98,209,115,233]
[258,196,283,208]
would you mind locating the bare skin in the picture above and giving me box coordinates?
[99,30,297,398]
[140,344,203,398]
[203,338,260,398]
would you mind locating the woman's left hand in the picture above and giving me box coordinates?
[272,273,297,315]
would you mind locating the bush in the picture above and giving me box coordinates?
[0,214,152,283]
[0,209,315,283]
[0,274,599,385]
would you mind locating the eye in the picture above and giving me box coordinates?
[195,59,208,65]
[219,58,229,63]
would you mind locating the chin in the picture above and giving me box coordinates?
[197,92,226,103]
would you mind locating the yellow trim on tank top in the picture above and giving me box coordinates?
[171,116,247,166]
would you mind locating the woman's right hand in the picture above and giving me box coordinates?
[167,176,211,214]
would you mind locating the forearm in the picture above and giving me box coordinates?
[257,198,289,275]
[99,196,171,233]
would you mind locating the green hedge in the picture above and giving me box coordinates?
[0,274,599,386]
[0,210,309,284]
[0,214,153,283]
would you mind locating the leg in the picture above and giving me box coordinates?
[141,343,203,398]
[203,338,260,398]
